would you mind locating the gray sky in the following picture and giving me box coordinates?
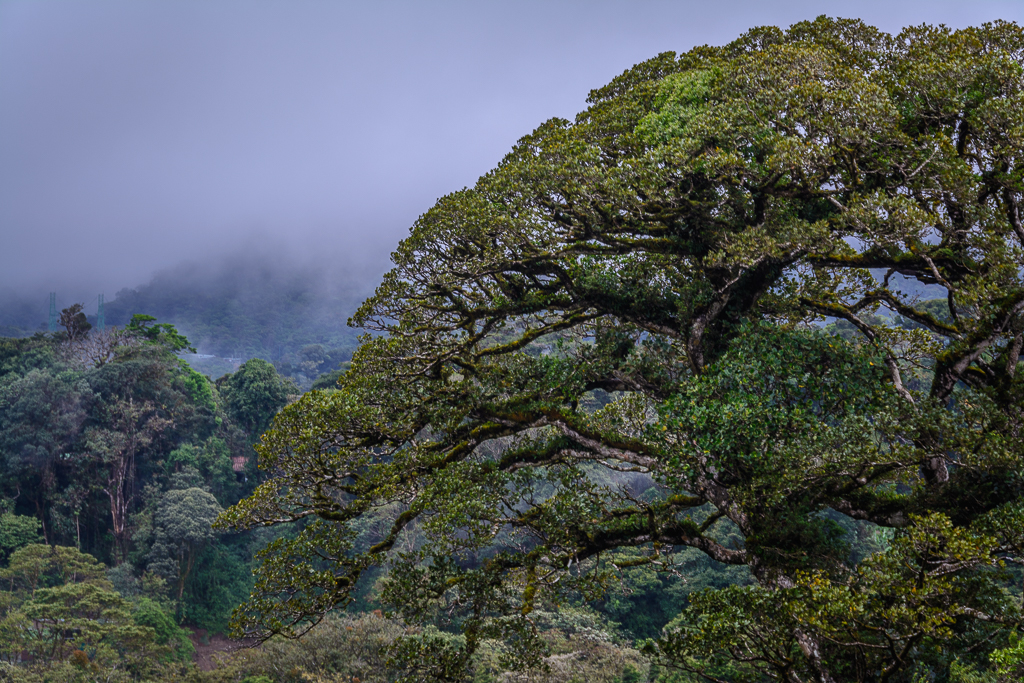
[2,0,1022,303]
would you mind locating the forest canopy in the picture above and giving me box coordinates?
[221,16,1024,683]
[0,311,300,679]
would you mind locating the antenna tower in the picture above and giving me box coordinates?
[48,293,57,332]
[97,294,105,331]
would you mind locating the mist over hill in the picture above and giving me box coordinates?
[0,245,384,373]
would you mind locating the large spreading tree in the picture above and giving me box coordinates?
[222,17,1024,682]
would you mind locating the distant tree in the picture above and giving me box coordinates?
[0,336,56,377]
[0,369,90,544]
[131,596,195,662]
[166,439,239,504]
[58,304,91,343]
[148,487,222,606]
[124,314,196,354]
[310,367,346,391]
[182,367,216,412]
[49,484,90,550]
[1,543,108,599]
[299,344,327,378]
[0,544,161,668]
[75,327,140,368]
[216,359,293,440]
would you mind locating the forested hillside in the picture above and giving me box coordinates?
[0,316,301,678]
[0,249,373,385]
[101,252,369,362]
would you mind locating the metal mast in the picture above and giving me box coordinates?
[97,294,105,331]
[48,293,57,332]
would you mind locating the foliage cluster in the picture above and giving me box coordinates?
[0,543,193,680]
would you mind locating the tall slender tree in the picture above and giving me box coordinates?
[87,399,169,565]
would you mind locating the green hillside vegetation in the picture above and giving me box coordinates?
[0,314,291,678]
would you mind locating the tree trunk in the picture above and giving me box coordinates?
[750,557,838,683]
[103,450,133,565]
[34,496,50,546]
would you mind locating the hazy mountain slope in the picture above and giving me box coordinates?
[0,248,380,371]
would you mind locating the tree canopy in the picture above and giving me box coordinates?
[216,358,295,441]
[222,17,1024,683]
[0,310,266,650]
[149,486,223,606]
[0,544,173,671]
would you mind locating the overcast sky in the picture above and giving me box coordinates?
[2,0,1022,303]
